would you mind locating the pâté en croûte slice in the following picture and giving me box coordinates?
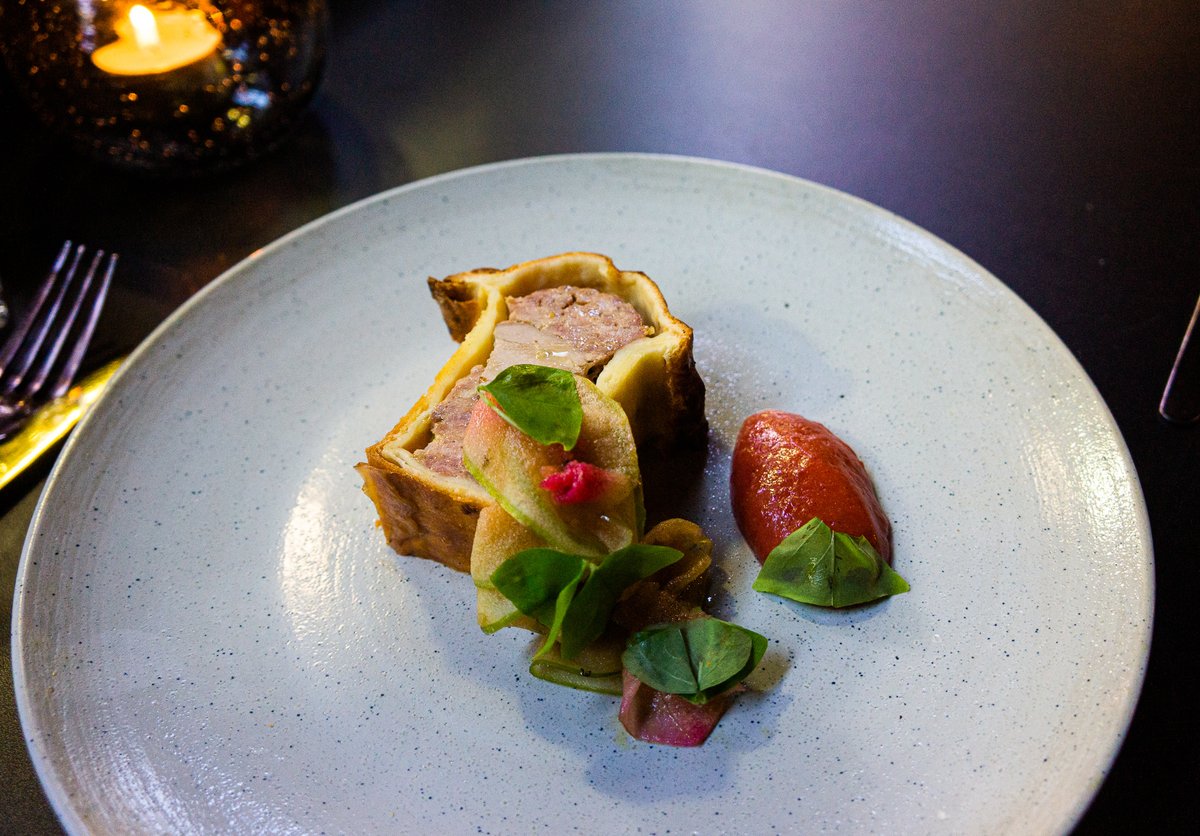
[356,252,707,572]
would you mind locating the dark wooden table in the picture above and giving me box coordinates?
[2,2,1196,832]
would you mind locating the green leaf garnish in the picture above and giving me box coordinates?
[560,544,683,659]
[622,617,768,704]
[490,544,684,662]
[490,549,586,659]
[478,364,583,450]
[752,517,910,608]
[691,618,757,691]
[624,625,697,693]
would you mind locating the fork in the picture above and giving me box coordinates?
[0,242,117,442]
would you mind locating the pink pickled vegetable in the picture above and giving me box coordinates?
[618,671,734,747]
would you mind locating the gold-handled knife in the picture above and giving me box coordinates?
[0,357,124,490]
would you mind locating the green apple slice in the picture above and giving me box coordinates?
[463,373,643,559]
[528,637,624,695]
[471,504,544,632]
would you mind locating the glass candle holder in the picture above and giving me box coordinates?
[0,1,328,175]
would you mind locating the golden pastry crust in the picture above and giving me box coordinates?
[359,252,707,571]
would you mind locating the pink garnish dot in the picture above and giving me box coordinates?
[539,460,611,504]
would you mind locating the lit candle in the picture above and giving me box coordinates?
[92,3,221,76]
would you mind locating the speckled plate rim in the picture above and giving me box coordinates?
[12,153,1154,834]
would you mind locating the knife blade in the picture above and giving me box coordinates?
[1159,291,1200,424]
[0,357,124,490]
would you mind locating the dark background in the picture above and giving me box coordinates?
[1,1,1197,833]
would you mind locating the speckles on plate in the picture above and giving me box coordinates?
[11,155,1150,836]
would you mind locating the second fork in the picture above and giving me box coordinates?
[0,242,116,441]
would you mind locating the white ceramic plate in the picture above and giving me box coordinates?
[14,155,1152,835]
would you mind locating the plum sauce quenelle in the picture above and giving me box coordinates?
[731,411,909,608]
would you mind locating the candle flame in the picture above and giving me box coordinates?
[92,1,221,75]
[128,5,161,50]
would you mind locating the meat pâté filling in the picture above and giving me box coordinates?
[414,285,652,478]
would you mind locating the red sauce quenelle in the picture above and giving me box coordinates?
[730,410,893,564]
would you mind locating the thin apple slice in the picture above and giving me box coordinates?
[462,373,642,559]
[529,636,625,695]
[471,504,544,632]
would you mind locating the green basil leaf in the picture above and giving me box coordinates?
[687,618,768,702]
[689,617,754,691]
[751,517,836,605]
[478,364,583,450]
[830,532,911,607]
[559,544,683,660]
[622,617,768,704]
[490,548,587,659]
[752,517,909,608]
[536,569,586,661]
[622,624,698,695]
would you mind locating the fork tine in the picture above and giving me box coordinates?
[0,240,74,377]
[1,243,87,400]
[48,252,117,401]
[22,247,110,402]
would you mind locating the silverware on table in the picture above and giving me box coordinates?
[0,241,117,442]
[1159,290,1200,424]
